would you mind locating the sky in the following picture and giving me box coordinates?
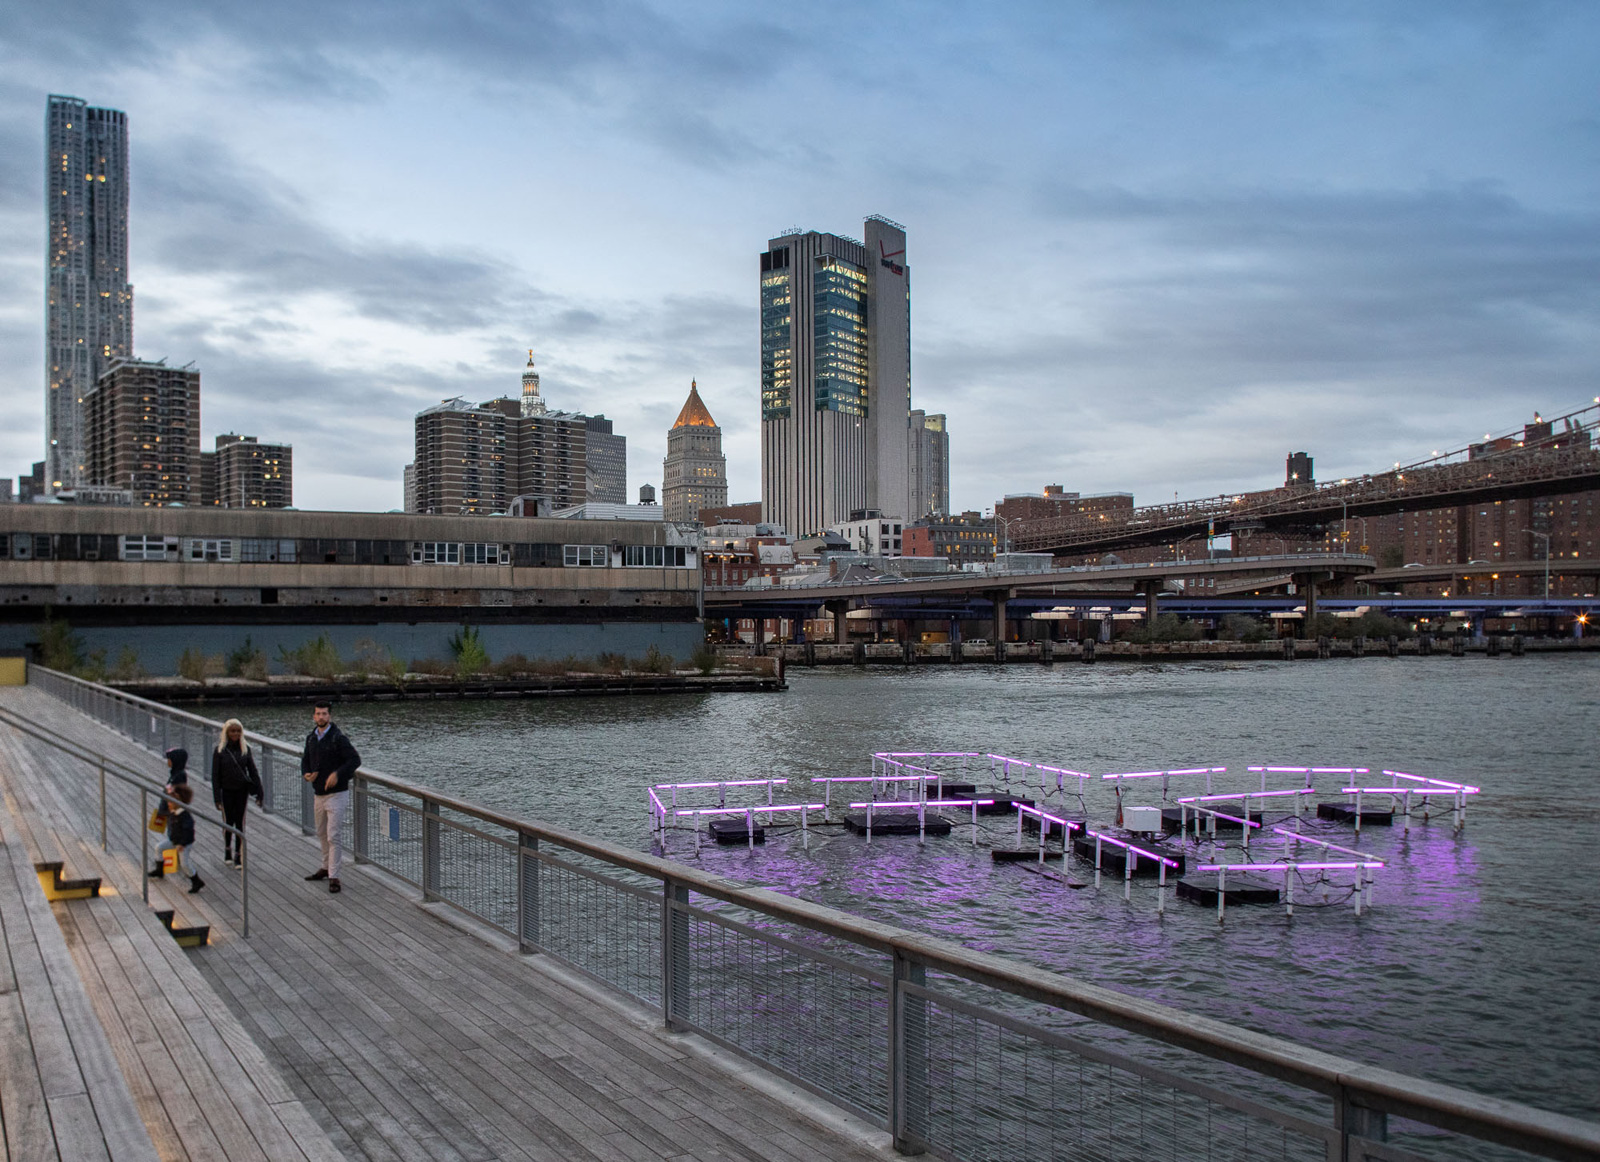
[2,1,1598,514]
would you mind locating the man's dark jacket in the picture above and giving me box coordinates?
[301,723,361,795]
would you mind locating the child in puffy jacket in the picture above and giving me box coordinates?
[149,784,204,894]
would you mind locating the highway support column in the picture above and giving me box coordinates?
[827,599,850,645]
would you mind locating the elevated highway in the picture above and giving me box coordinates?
[707,552,1375,642]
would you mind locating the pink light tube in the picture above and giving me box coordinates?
[1246,766,1370,775]
[1272,827,1369,859]
[1382,770,1481,794]
[1014,804,1083,832]
[1177,790,1315,804]
[874,752,983,759]
[655,778,789,790]
[1084,829,1181,868]
[814,774,936,784]
[848,799,997,810]
[1340,786,1453,795]
[1101,767,1225,780]
[1187,806,1260,828]
[1197,861,1383,872]
[673,805,820,817]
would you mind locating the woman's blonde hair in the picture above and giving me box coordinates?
[216,718,250,754]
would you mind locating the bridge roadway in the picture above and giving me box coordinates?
[1012,433,1600,557]
[0,686,891,1162]
[1363,558,1600,587]
[707,553,1375,640]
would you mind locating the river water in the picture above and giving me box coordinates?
[219,657,1600,1122]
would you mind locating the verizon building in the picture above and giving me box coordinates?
[759,216,911,536]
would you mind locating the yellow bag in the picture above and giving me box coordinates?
[161,848,180,875]
[148,805,170,832]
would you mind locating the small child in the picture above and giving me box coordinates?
[148,784,205,894]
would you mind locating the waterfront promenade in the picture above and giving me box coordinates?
[0,684,889,1161]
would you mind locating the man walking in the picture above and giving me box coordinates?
[302,700,361,894]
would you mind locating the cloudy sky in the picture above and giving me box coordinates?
[2,2,1598,513]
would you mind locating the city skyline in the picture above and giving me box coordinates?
[1,5,1598,514]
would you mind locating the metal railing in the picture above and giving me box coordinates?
[22,666,1600,1162]
[0,703,250,934]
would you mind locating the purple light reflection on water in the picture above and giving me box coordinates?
[216,659,1600,1121]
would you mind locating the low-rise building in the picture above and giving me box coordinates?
[903,511,995,566]
[830,510,904,557]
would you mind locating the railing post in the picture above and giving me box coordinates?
[351,776,369,865]
[98,758,107,850]
[662,879,690,1031]
[1335,1089,1389,1161]
[140,788,149,906]
[517,832,540,953]
[421,798,442,901]
[890,950,929,1154]
[259,748,274,815]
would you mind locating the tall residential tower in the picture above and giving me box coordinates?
[46,95,133,493]
[760,216,911,536]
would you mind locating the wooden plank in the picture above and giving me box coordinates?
[0,988,58,1162]
[1,688,893,1162]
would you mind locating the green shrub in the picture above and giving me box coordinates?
[226,635,268,679]
[80,647,108,682]
[278,634,343,679]
[37,614,83,673]
[633,645,673,674]
[1128,613,1203,644]
[596,651,627,674]
[1219,613,1271,642]
[448,625,490,676]
[352,639,406,684]
[108,646,144,681]
[408,657,454,676]
[689,647,718,675]
[176,647,223,682]
[492,653,532,677]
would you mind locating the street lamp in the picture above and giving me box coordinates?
[987,511,1016,567]
[1521,528,1551,604]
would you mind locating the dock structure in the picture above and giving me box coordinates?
[0,684,887,1161]
[5,671,1600,1162]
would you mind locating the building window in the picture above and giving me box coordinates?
[120,534,175,561]
[461,543,509,566]
[184,538,236,562]
[413,542,461,565]
[564,544,609,567]
[240,538,297,563]
[624,545,689,567]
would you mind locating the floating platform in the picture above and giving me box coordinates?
[1175,874,1282,907]
[935,782,977,796]
[992,848,1065,863]
[975,795,1035,816]
[1317,803,1394,826]
[1070,836,1187,877]
[1020,813,1082,840]
[708,818,766,845]
[842,812,954,836]
[1161,806,1264,835]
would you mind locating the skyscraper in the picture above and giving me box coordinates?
[583,415,627,504]
[909,410,949,519]
[663,381,727,522]
[46,95,133,493]
[760,216,911,536]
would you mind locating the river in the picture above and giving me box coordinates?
[216,656,1600,1121]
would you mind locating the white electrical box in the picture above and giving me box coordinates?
[1124,805,1162,834]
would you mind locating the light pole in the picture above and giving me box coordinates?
[1522,528,1551,605]
[987,512,1015,570]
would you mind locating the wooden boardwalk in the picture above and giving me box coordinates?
[0,686,892,1162]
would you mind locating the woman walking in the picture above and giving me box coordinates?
[213,718,264,867]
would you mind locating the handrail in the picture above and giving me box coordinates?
[0,704,249,935]
[23,666,1600,1160]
